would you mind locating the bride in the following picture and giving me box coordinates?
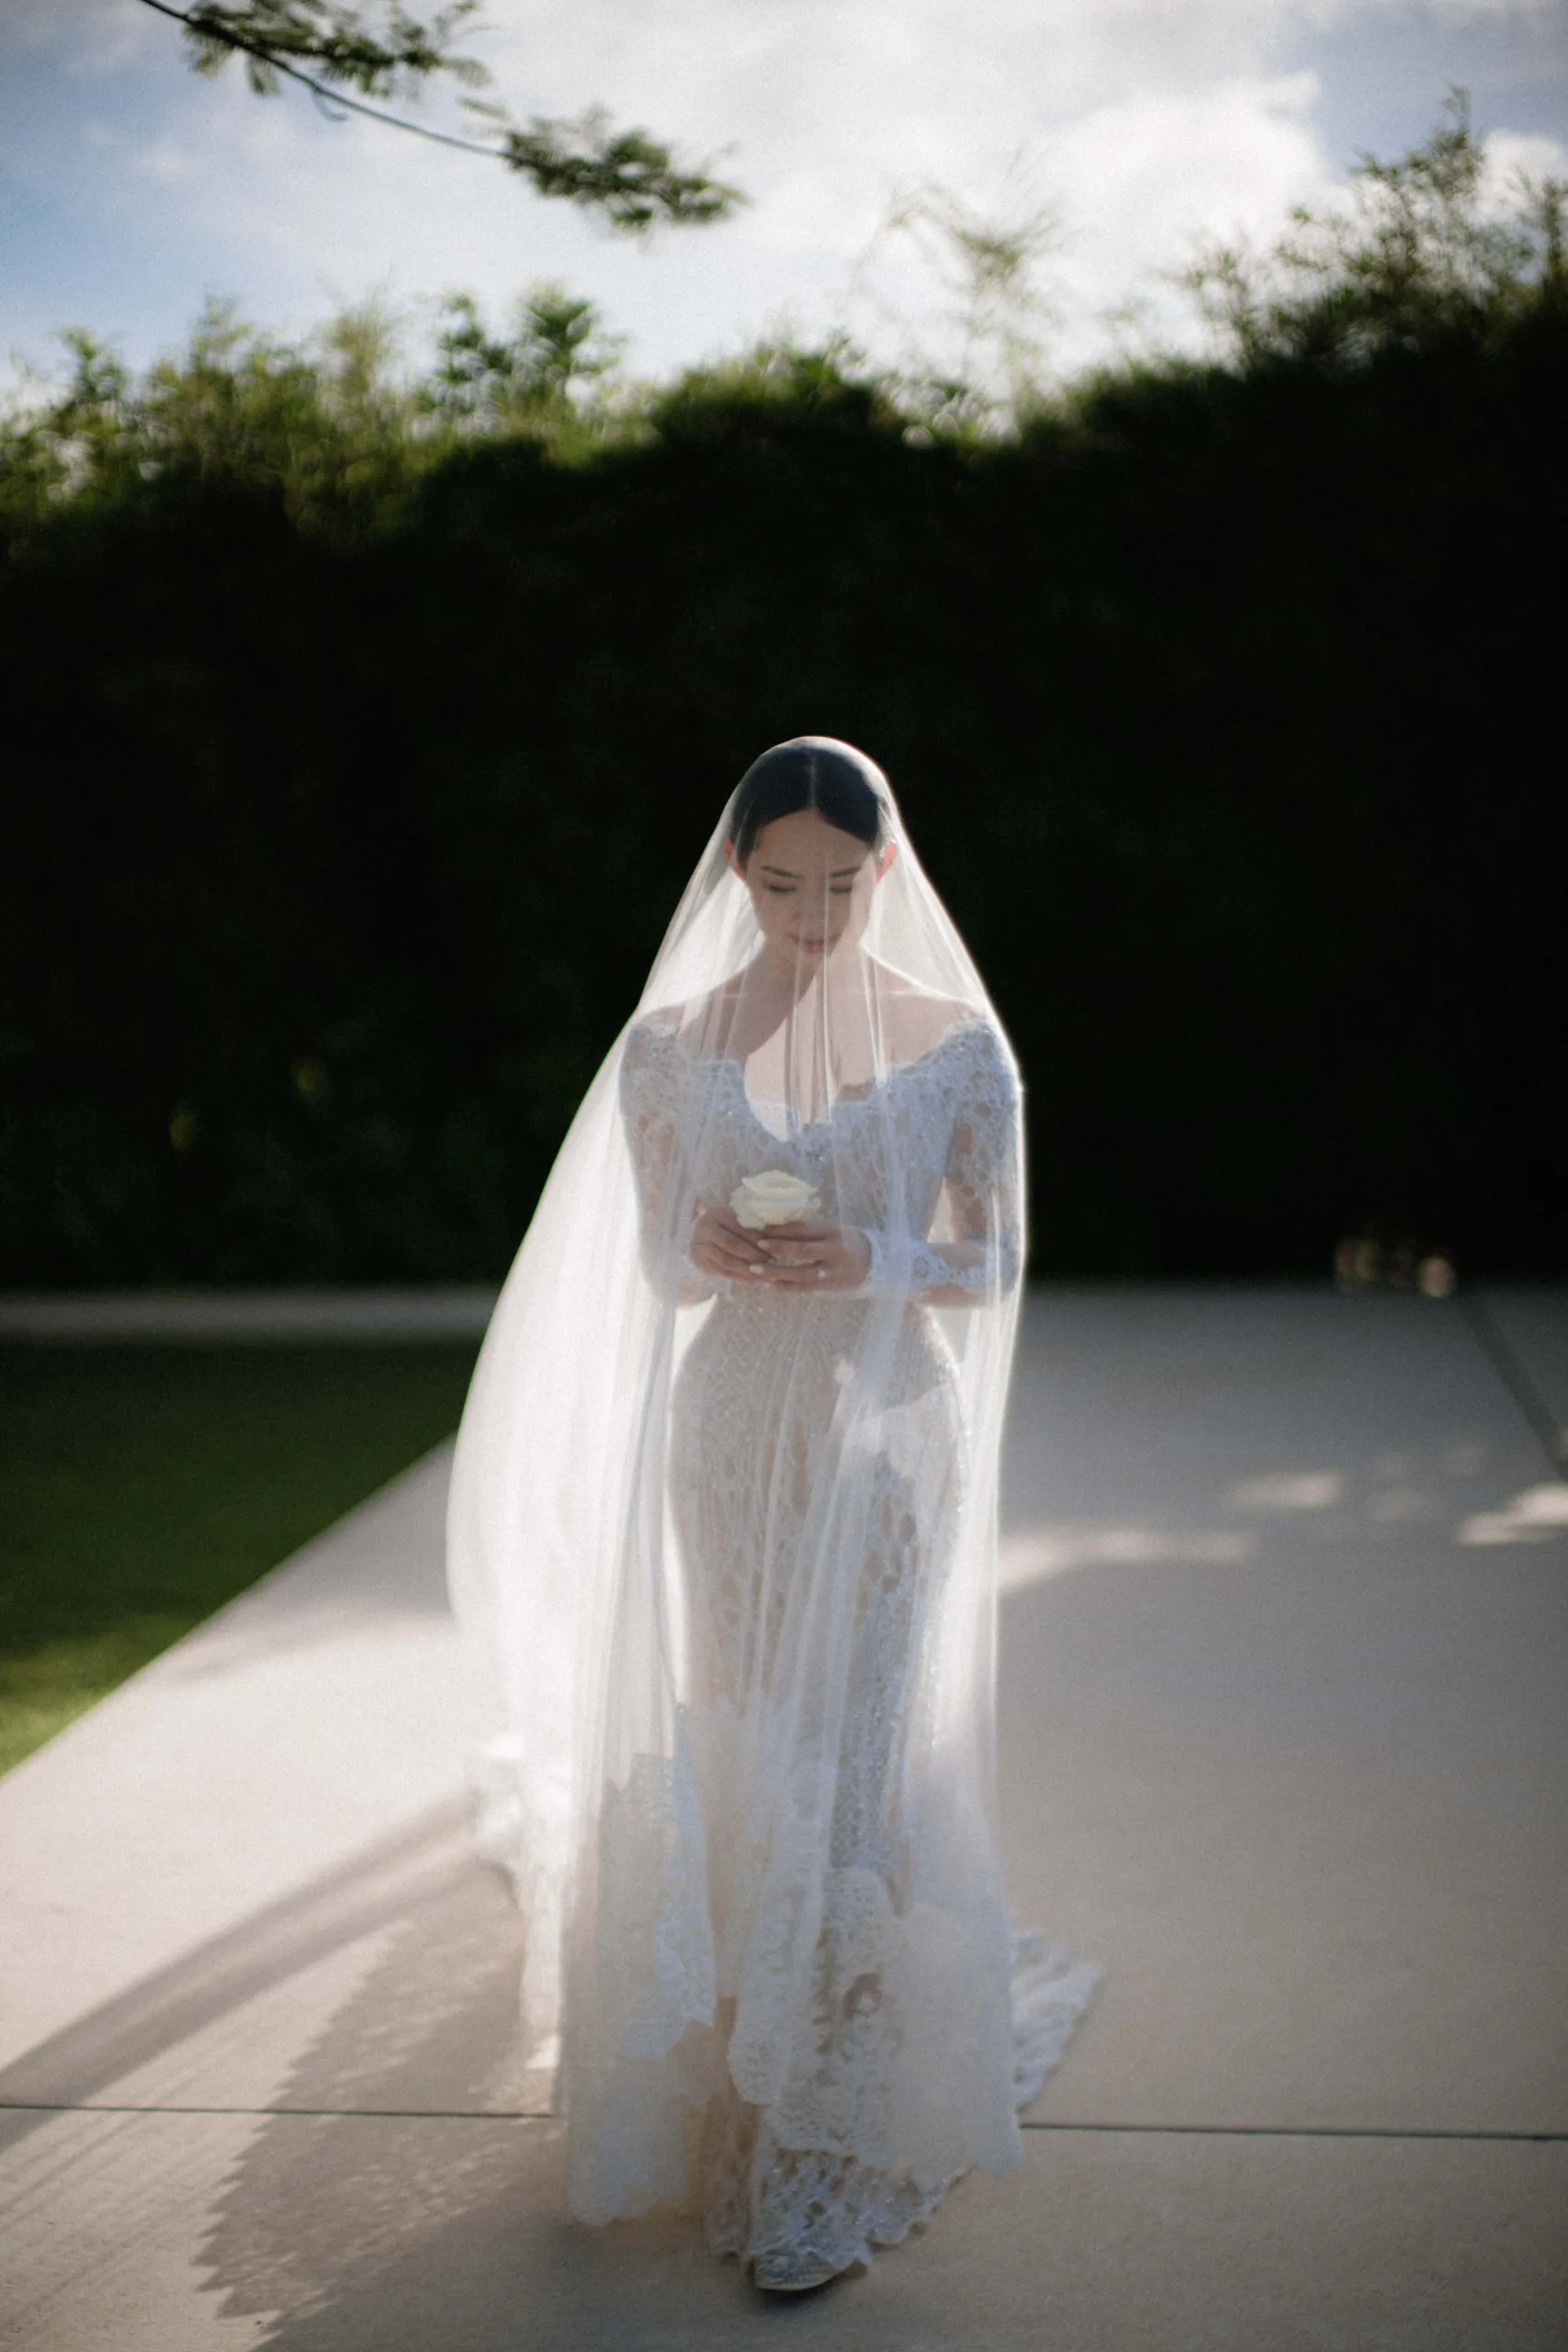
[446,738,1097,2292]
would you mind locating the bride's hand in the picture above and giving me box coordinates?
[748,1221,872,1291]
[689,1201,775,1282]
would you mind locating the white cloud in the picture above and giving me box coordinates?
[130,133,203,186]
[1479,125,1568,212]
[1043,71,1330,361]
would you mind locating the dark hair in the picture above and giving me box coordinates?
[728,738,888,866]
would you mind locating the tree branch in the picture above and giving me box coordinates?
[135,0,743,230]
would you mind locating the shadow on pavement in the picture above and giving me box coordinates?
[0,1799,510,2138]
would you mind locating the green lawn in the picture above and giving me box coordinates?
[0,1340,480,1776]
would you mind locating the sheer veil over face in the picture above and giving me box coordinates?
[446,739,1095,2256]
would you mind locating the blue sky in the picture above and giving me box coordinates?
[3,0,1565,392]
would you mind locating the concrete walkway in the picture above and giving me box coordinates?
[2,1287,1565,2349]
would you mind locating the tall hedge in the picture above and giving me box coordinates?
[3,174,1564,1282]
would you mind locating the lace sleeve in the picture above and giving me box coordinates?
[618,1024,717,1307]
[860,1024,1023,1305]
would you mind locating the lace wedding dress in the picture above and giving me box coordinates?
[599,1014,1100,2278]
[446,739,1099,2287]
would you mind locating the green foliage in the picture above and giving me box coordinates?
[429,287,623,426]
[141,0,744,229]
[1188,91,1566,368]
[1,112,1563,1283]
[176,0,485,97]
[1,296,474,535]
[493,109,743,232]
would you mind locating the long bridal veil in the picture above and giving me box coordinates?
[446,740,1093,2233]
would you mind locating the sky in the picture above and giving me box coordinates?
[2,0,1566,394]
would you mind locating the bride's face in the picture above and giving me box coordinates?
[728,808,895,967]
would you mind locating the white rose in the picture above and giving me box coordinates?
[730,1169,823,1229]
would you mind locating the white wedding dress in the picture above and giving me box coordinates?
[446,741,1098,2286]
[604,1013,1099,2276]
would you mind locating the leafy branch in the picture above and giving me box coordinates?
[1185,92,1565,369]
[137,0,743,232]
